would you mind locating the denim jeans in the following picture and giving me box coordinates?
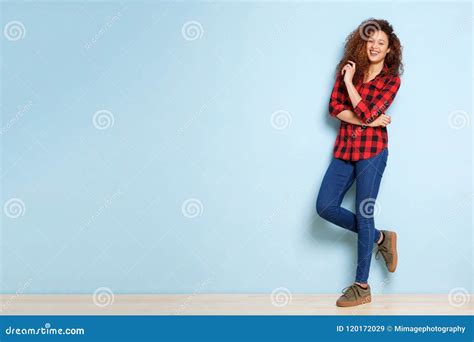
[316,148,388,283]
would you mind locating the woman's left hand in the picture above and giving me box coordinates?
[341,60,356,84]
[368,114,391,127]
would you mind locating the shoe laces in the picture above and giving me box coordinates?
[341,284,362,299]
[375,244,392,263]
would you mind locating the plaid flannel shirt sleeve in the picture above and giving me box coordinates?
[353,75,401,124]
[328,74,351,117]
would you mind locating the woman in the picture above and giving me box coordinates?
[316,18,403,307]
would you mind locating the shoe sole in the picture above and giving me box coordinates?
[336,296,371,307]
[388,231,398,272]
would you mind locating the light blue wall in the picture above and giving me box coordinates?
[1,1,472,295]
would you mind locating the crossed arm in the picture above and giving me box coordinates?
[328,76,390,127]
[328,71,399,127]
[335,109,389,127]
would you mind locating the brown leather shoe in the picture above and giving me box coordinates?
[336,283,371,307]
[376,230,398,272]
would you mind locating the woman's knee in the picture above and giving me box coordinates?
[316,197,336,220]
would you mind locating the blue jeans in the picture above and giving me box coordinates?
[316,148,388,283]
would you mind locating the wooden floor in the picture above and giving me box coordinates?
[1,294,473,315]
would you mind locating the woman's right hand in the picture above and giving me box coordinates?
[368,114,391,127]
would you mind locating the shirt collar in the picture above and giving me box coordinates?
[367,63,389,84]
[380,63,389,76]
[358,63,389,86]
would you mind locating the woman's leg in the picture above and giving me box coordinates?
[316,157,383,244]
[316,157,357,232]
[354,148,388,284]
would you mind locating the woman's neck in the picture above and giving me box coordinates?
[365,61,385,82]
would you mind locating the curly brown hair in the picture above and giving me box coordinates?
[336,18,403,84]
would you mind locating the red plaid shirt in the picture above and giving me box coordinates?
[328,64,401,161]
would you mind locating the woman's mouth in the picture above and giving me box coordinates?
[370,50,379,57]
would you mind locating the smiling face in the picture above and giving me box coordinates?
[366,30,391,63]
